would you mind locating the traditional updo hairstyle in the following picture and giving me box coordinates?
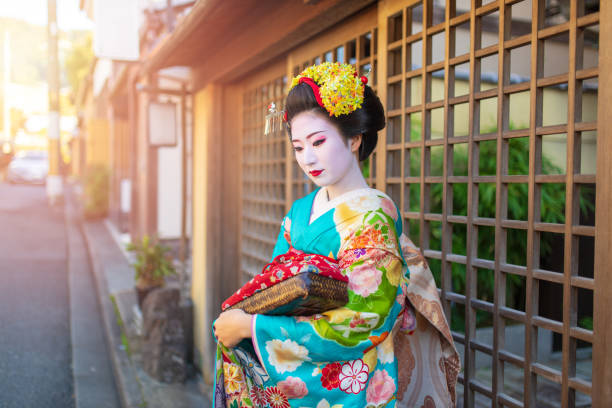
[284,83,386,162]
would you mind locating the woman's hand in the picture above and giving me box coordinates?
[213,309,253,348]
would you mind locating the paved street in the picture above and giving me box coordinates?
[0,182,119,407]
[0,182,74,407]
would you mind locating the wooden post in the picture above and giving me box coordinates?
[2,31,10,147]
[179,87,188,295]
[128,69,138,239]
[592,0,612,404]
[47,0,63,204]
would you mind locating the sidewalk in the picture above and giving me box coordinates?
[67,184,211,408]
[66,187,121,408]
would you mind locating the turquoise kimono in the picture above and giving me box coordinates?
[214,187,457,408]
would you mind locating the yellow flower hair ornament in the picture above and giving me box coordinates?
[289,62,367,117]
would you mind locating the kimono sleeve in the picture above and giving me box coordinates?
[270,208,293,260]
[252,209,405,374]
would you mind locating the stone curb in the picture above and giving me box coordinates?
[79,219,146,408]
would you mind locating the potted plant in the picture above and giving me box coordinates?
[126,235,178,308]
[82,164,109,219]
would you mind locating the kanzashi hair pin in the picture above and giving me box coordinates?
[264,102,286,135]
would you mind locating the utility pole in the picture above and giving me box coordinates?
[165,0,175,32]
[3,30,10,146]
[47,0,63,204]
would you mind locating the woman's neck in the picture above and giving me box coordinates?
[324,158,369,201]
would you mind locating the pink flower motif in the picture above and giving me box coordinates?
[348,264,382,297]
[381,198,398,220]
[339,359,369,394]
[349,318,366,328]
[396,282,409,306]
[277,376,308,399]
[283,217,292,233]
[295,314,323,323]
[366,369,396,406]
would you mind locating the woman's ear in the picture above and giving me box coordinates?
[350,134,362,154]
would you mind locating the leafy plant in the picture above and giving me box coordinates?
[110,294,132,358]
[64,32,93,101]
[579,316,593,331]
[405,120,595,331]
[126,235,177,288]
[361,156,371,179]
[82,164,109,218]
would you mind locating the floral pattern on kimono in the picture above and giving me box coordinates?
[214,188,459,408]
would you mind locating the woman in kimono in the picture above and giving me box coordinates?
[214,63,459,408]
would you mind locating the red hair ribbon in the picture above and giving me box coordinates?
[298,77,327,113]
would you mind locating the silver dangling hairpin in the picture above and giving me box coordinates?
[264,102,286,135]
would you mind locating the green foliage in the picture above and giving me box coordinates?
[0,18,91,86]
[579,316,593,331]
[361,156,371,179]
[0,18,90,123]
[126,235,177,286]
[64,32,93,100]
[82,164,109,218]
[110,294,132,358]
[405,121,595,330]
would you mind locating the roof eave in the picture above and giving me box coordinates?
[140,0,224,76]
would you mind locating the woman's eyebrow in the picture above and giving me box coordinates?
[291,131,324,142]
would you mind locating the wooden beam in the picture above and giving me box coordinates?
[162,0,376,87]
[140,0,226,74]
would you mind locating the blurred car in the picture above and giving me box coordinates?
[7,150,49,184]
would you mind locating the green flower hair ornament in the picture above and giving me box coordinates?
[289,62,367,117]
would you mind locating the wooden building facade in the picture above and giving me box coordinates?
[130,0,610,406]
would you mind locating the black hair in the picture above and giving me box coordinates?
[284,82,385,161]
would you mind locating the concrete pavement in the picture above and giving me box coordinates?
[0,181,125,407]
[68,182,211,408]
[65,185,121,408]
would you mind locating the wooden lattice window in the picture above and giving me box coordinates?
[378,0,599,406]
[290,27,379,200]
[239,23,379,279]
[240,75,288,279]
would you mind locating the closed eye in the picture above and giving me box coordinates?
[313,138,326,146]
[293,146,303,152]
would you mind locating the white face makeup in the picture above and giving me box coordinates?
[290,110,359,190]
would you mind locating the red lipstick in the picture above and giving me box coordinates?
[310,170,323,177]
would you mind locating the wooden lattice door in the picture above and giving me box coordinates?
[376,0,602,406]
[240,71,288,281]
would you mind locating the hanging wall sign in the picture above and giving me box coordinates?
[148,101,177,147]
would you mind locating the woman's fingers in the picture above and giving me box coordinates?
[214,310,248,347]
